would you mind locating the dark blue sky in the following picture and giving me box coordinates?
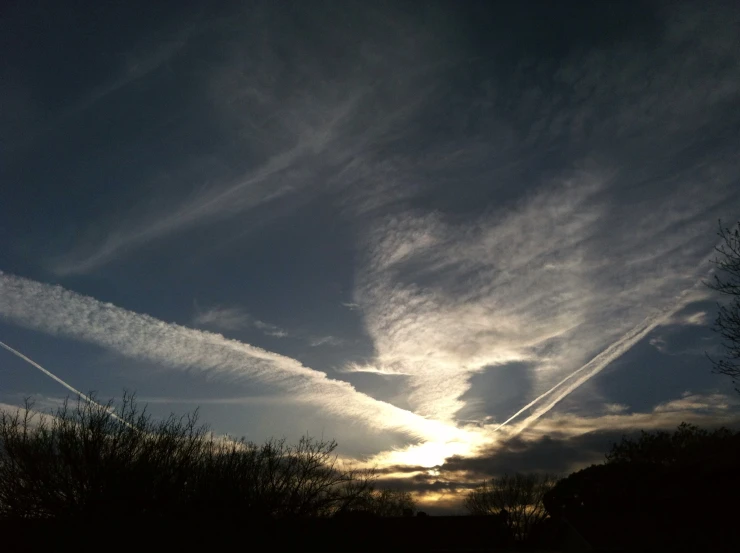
[2,0,739,511]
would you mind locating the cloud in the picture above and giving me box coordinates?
[0,271,465,443]
[137,395,290,406]
[50,139,326,275]
[6,1,739,497]
[192,303,288,338]
[498,282,710,435]
[345,1,740,429]
[649,336,670,354]
[339,363,410,376]
[373,391,740,509]
[0,393,69,414]
[253,320,288,338]
[192,306,346,344]
[653,391,732,413]
[48,3,446,276]
[669,311,710,327]
[6,6,215,158]
[308,335,344,347]
[471,393,740,477]
[192,305,252,331]
[353,167,725,426]
[0,401,57,429]
[50,68,369,275]
[603,403,629,414]
[648,308,712,353]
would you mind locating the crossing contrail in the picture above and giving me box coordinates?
[510,307,677,435]
[0,272,465,441]
[494,272,710,434]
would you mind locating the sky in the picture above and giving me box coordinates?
[1,0,740,513]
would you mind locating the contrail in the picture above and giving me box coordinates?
[492,310,670,432]
[494,273,710,434]
[0,340,94,402]
[492,373,581,432]
[0,272,465,442]
[510,308,675,435]
[0,340,124,423]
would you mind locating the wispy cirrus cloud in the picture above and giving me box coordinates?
[192,304,251,331]
[253,321,288,338]
[193,303,287,337]
[343,1,740,432]
[351,170,726,425]
[48,3,447,276]
[308,335,344,347]
[3,5,216,159]
[339,363,411,376]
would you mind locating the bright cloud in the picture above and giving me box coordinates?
[0,271,464,443]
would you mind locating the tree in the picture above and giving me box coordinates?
[366,489,416,517]
[707,221,740,391]
[605,422,739,468]
[464,473,557,541]
[0,393,374,520]
[543,424,740,551]
[545,423,740,517]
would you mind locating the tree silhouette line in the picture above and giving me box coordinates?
[3,393,737,550]
[0,393,413,522]
[463,423,740,550]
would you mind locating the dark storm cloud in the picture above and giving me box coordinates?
[442,431,616,478]
[377,476,471,494]
[376,393,740,497]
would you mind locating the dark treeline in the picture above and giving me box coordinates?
[542,423,740,551]
[2,395,739,551]
[0,393,419,522]
[463,423,740,551]
[0,393,431,553]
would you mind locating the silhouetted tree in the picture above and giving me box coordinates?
[543,424,740,551]
[605,422,739,467]
[333,487,416,518]
[366,489,416,517]
[464,472,557,541]
[543,462,664,517]
[0,393,374,520]
[546,424,740,515]
[707,221,740,391]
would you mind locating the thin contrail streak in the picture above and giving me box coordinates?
[492,315,665,432]
[0,340,125,423]
[494,272,710,434]
[509,308,674,435]
[0,340,94,402]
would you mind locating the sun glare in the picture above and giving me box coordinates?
[373,436,482,469]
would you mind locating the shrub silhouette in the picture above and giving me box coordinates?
[0,393,376,521]
[543,423,740,551]
[464,472,557,541]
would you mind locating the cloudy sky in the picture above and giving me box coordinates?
[2,0,740,512]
